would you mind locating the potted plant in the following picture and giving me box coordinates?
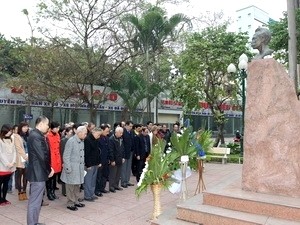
[136,139,176,219]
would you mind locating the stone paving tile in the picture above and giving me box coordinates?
[0,163,242,225]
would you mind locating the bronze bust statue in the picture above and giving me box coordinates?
[251,27,274,59]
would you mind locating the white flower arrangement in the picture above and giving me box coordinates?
[135,140,177,197]
[137,161,149,187]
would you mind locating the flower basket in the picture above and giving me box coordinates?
[150,183,162,219]
[136,139,177,219]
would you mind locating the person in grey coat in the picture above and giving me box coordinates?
[60,126,87,211]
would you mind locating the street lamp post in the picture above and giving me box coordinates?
[227,54,248,156]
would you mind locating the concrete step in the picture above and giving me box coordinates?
[150,207,200,225]
[203,184,300,222]
[177,194,300,225]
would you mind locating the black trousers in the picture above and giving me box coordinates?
[131,156,138,176]
[95,163,109,193]
[0,174,12,203]
[46,173,57,191]
[136,152,149,182]
[15,167,27,192]
[109,164,122,189]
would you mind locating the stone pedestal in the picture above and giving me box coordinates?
[242,58,300,197]
[154,60,300,225]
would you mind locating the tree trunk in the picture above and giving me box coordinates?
[146,49,152,121]
[121,107,130,121]
[50,104,54,121]
[213,123,225,147]
[155,97,158,123]
[287,0,298,92]
[89,84,97,123]
[90,107,97,123]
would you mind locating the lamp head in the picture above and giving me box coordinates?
[239,53,248,63]
[238,59,248,70]
[227,63,237,73]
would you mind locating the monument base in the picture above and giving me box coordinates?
[243,59,300,198]
[177,179,300,225]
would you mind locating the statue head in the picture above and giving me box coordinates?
[251,27,273,59]
[251,27,271,49]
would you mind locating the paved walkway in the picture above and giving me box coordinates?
[1,163,242,225]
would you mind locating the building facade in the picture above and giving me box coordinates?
[0,86,242,135]
[236,5,270,42]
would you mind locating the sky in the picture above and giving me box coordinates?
[0,0,287,40]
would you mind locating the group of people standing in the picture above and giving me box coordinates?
[0,122,30,206]
[0,116,176,225]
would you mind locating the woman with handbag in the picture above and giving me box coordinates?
[0,124,16,206]
[14,122,30,201]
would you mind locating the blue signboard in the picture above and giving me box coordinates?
[23,114,33,120]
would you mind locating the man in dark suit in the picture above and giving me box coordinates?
[27,116,54,225]
[121,121,134,188]
[83,127,102,201]
[108,127,125,192]
[135,127,151,182]
[95,124,110,195]
[131,124,142,177]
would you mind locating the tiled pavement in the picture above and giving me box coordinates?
[1,163,242,225]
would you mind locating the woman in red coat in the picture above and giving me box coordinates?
[46,121,61,200]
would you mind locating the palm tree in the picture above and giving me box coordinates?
[124,6,190,121]
[111,68,160,121]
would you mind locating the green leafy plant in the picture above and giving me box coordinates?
[196,130,213,153]
[135,127,214,198]
[189,129,214,169]
[227,142,241,154]
[169,127,214,170]
[135,139,176,197]
[170,126,196,160]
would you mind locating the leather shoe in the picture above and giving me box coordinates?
[121,184,128,188]
[115,187,123,191]
[75,203,85,207]
[47,193,55,201]
[52,192,59,199]
[41,201,49,206]
[109,188,116,193]
[95,192,103,197]
[67,205,78,211]
[101,189,109,193]
[127,183,134,186]
[84,197,95,202]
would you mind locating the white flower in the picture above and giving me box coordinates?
[137,180,142,187]
[140,172,145,181]
[137,169,147,187]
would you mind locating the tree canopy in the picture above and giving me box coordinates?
[172,24,249,145]
[268,9,300,64]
